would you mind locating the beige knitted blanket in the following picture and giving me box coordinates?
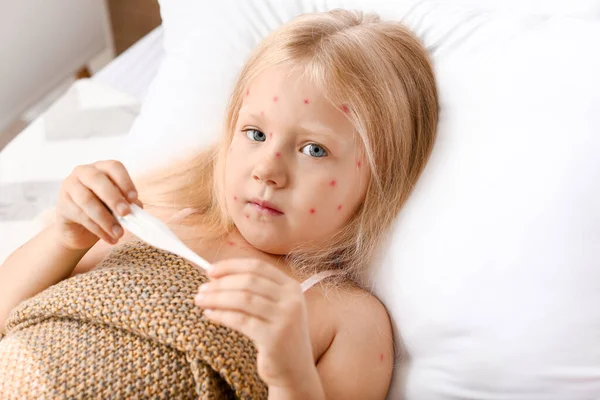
[0,239,268,399]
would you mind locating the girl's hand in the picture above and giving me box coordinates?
[194,258,315,388]
[55,160,144,250]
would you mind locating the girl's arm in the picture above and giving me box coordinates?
[268,366,326,399]
[267,292,393,400]
[314,293,394,399]
[0,223,91,335]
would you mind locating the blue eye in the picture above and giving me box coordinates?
[301,143,328,158]
[245,129,266,142]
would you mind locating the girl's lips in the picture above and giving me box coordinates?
[249,202,284,215]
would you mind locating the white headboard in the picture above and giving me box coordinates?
[0,0,113,132]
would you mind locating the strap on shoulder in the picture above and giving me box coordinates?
[300,270,342,293]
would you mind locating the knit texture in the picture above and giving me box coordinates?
[0,238,268,399]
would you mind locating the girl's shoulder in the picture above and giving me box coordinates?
[307,281,392,348]
[319,283,391,331]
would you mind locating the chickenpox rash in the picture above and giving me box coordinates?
[246,89,250,96]
[340,104,350,114]
[273,96,279,102]
[304,98,310,104]
[227,241,235,246]
[233,196,237,201]
[357,161,362,168]
[245,214,250,219]
[260,110,264,116]
[309,208,316,215]
[337,204,342,211]
[269,132,273,139]
[329,179,336,187]
[380,353,384,362]
[275,152,281,158]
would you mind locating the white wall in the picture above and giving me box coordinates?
[0,0,113,132]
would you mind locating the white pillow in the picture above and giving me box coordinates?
[121,1,600,398]
[451,0,600,19]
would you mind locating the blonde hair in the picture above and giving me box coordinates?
[135,9,438,289]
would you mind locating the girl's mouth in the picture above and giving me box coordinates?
[248,201,284,215]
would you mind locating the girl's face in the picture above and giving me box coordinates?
[225,65,370,255]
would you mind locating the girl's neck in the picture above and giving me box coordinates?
[226,226,287,263]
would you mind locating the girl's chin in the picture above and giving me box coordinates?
[238,227,288,255]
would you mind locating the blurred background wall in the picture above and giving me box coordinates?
[0,0,161,149]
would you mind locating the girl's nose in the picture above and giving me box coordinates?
[252,151,287,187]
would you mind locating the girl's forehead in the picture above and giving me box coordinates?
[245,66,322,103]
[241,66,354,136]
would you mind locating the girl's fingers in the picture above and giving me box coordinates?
[208,258,290,285]
[68,182,122,242]
[94,160,139,203]
[198,273,281,301]
[78,167,130,217]
[201,309,266,338]
[194,290,276,322]
[65,192,116,244]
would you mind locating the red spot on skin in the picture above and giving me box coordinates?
[273,96,278,102]
[309,208,316,214]
[357,161,362,168]
[260,110,264,116]
[380,353,384,362]
[337,204,342,211]
[227,241,235,246]
[233,196,237,201]
[340,104,350,114]
[269,132,273,139]
[246,89,250,96]
[304,98,309,104]
[275,152,281,157]
[330,179,336,187]
[245,214,250,219]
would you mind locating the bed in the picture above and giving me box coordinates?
[2,1,600,397]
[0,25,165,264]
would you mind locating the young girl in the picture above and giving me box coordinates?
[0,9,438,399]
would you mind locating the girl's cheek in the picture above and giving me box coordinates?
[323,177,347,214]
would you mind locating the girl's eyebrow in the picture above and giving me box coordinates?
[247,112,341,143]
[296,124,341,144]
[247,112,264,122]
